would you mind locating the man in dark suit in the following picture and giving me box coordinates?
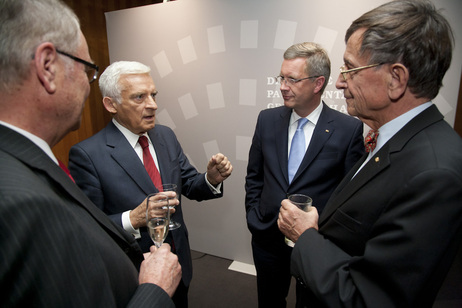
[69,61,233,308]
[278,1,462,307]
[0,0,181,307]
[245,42,364,307]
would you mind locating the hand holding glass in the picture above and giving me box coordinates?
[157,184,181,230]
[146,193,170,248]
[285,194,313,247]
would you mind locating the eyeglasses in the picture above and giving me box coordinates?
[339,63,381,81]
[276,75,320,86]
[56,49,99,84]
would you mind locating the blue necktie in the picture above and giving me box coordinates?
[288,118,309,183]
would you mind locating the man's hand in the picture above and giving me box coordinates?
[277,199,319,243]
[206,153,233,186]
[130,194,177,229]
[139,244,182,297]
[129,198,149,229]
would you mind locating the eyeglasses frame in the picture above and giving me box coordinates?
[276,75,321,86]
[339,63,382,81]
[56,49,99,84]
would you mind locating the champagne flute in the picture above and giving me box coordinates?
[157,184,181,230]
[146,192,170,248]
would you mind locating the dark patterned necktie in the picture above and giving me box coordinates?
[138,136,163,190]
[364,129,379,153]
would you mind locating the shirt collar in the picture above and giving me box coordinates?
[112,118,150,148]
[0,120,58,164]
[372,101,432,154]
[290,101,323,127]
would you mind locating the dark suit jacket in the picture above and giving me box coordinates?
[69,121,222,287]
[292,105,462,307]
[0,125,174,308]
[245,103,364,242]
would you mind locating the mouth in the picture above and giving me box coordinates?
[282,93,293,101]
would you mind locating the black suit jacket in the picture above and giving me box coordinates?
[245,103,364,242]
[0,125,174,307]
[292,105,462,307]
[69,121,222,286]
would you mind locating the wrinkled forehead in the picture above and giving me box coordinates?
[119,73,156,91]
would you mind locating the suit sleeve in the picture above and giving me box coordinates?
[164,127,222,201]
[244,112,265,228]
[291,168,462,307]
[127,284,175,308]
[0,192,174,308]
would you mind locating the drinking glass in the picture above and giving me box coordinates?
[285,194,313,247]
[157,184,181,230]
[146,192,170,248]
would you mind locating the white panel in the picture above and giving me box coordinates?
[177,36,197,64]
[152,51,172,78]
[239,79,257,106]
[208,25,226,54]
[206,82,225,109]
[178,93,198,120]
[240,20,259,49]
[274,20,297,50]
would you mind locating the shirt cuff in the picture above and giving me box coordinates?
[122,210,141,239]
[205,173,222,194]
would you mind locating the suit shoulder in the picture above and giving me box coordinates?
[153,124,174,134]
[324,105,361,125]
[71,125,109,149]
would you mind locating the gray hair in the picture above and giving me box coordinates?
[0,0,81,92]
[346,0,454,100]
[99,61,152,104]
[283,42,331,93]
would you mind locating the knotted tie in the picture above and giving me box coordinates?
[58,160,75,182]
[365,129,379,153]
[138,136,163,190]
[288,118,309,183]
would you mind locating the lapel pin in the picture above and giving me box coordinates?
[375,157,380,162]
[325,129,329,133]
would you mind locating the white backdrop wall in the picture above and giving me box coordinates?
[105,0,462,266]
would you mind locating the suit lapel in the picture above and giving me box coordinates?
[106,122,157,195]
[0,125,133,245]
[291,103,334,184]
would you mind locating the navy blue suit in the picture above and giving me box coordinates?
[69,121,222,290]
[245,103,364,307]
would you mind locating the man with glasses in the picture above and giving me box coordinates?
[0,0,181,306]
[245,42,364,307]
[278,1,462,307]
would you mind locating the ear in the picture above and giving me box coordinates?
[34,43,58,94]
[103,96,118,114]
[387,63,409,101]
[313,76,326,94]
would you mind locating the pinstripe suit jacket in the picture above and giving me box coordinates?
[0,125,174,308]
